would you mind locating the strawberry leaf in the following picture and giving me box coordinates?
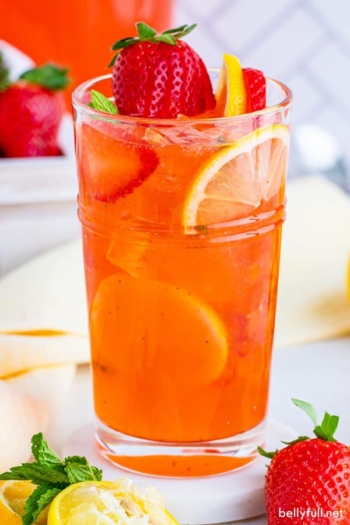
[0,51,10,91]
[170,23,197,40]
[108,21,197,64]
[292,398,317,426]
[257,446,278,459]
[19,64,70,91]
[111,37,137,51]
[157,34,177,45]
[162,24,190,34]
[281,436,309,446]
[314,412,339,442]
[88,90,118,115]
[137,22,157,40]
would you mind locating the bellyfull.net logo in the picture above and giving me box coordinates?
[278,508,344,519]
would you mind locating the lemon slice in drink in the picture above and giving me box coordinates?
[215,53,247,116]
[91,273,228,384]
[47,478,178,525]
[183,124,290,228]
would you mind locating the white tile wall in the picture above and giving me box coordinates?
[174,0,350,183]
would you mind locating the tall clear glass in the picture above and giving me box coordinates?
[73,73,292,477]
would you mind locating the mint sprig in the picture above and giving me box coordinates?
[109,22,197,67]
[0,433,102,525]
[19,64,70,91]
[88,89,118,115]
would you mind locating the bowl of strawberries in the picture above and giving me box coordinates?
[0,42,79,275]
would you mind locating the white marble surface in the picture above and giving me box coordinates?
[46,336,350,525]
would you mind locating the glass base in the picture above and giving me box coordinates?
[95,419,265,477]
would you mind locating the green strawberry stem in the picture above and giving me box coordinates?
[108,22,197,67]
[19,64,70,91]
[258,398,341,460]
[0,51,10,91]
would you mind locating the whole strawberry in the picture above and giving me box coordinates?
[0,63,69,157]
[259,399,350,524]
[109,23,216,118]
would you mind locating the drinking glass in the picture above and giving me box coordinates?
[72,72,292,477]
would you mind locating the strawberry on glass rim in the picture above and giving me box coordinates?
[87,22,267,120]
[109,22,216,119]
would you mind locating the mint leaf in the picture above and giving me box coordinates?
[89,90,118,115]
[64,456,102,482]
[31,433,63,467]
[0,463,68,485]
[23,484,63,525]
[65,462,103,484]
[0,467,29,481]
[19,64,70,91]
[0,433,104,525]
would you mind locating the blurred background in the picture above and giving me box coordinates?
[1,0,349,185]
[1,0,350,273]
[174,0,350,188]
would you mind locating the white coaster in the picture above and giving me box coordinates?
[62,419,295,524]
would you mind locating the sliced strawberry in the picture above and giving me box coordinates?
[243,68,266,112]
[110,23,216,119]
[78,122,158,202]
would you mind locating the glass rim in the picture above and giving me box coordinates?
[72,71,293,126]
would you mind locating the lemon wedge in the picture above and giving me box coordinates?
[0,480,46,525]
[215,53,247,116]
[182,124,290,228]
[47,478,178,525]
[0,492,22,525]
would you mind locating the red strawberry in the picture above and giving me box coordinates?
[0,64,69,157]
[243,68,266,112]
[77,122,158,202]
[259,399,350,524]
[109,23,216,119]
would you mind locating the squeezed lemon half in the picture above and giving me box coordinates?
[47,478,178,525]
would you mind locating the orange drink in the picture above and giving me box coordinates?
[73,50,292,476]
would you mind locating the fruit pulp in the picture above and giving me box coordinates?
[75,97,290,476]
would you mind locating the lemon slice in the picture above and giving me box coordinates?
[47,478,178,525]
[0,492,22,525]
[183,124,290,228]
[0,480,46,525]
[215,53,247,116]
[91,273,228,385]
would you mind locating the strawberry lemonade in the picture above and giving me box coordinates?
[72,23,292,477]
